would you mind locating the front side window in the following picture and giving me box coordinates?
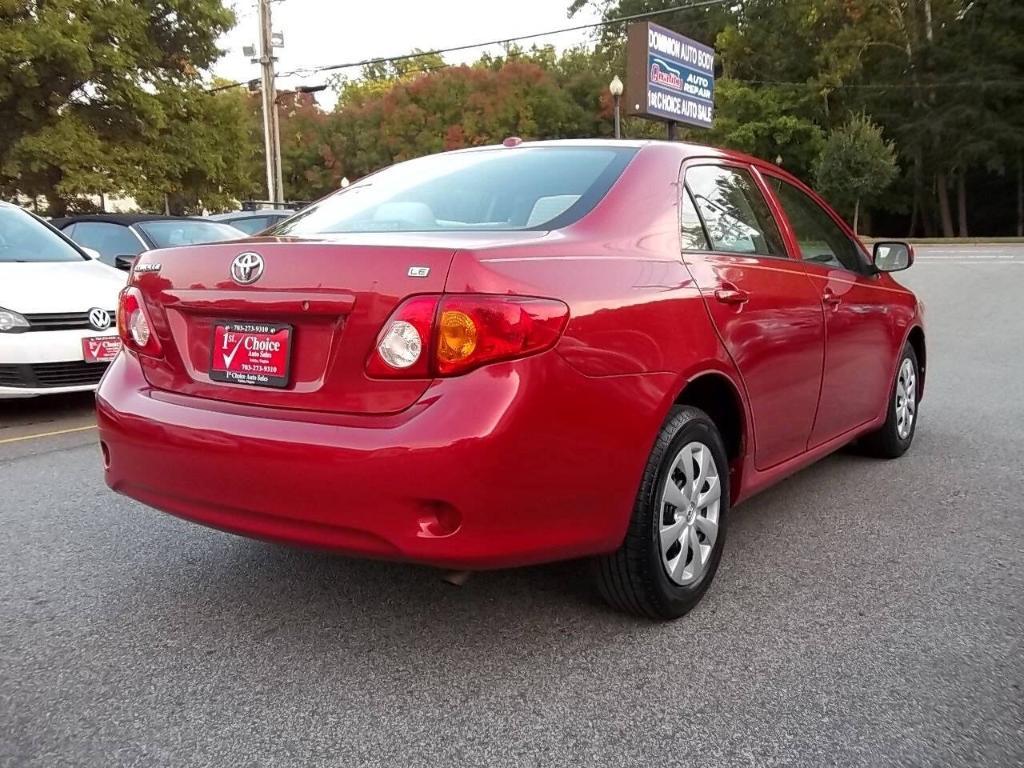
[271,147,638,235]
[69,222,143,266]
[0,206,86,263]
[685,165,785,257]
[767,177,866,273]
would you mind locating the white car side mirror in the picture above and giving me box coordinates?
[82,247,102,260]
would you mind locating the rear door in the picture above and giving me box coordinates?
[764,175,895,445]
[682,162,825,470]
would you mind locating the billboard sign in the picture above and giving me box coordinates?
[626,22,715,129]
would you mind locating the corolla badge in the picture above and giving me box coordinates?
[88,308,111,331]
[231,252,265,285]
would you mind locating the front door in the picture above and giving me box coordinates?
[765,175,895,446]
[682,163,825,470]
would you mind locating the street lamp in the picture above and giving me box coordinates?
[609,75,623,139]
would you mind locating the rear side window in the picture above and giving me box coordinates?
[229,216,272,235]
[272,147,638,235]
[767,177,866,273]
[138,220,243,248]
[680,188,709,250]
[685,165,785,257]
[69,222,143,266]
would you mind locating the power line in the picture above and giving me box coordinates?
[282,0,730,77]
[733,78,1024,89]
[205,0,1024,96]
[206,0,729,91]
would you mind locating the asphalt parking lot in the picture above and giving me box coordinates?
[2,244,1022,767]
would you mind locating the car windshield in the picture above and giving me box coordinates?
[137,220,243,248]
[272,146,638,235]
[0,206,85,263]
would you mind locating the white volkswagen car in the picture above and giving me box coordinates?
[0,202,127,398]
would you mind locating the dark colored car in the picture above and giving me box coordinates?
[97,140,924,620]
[207,210,294,235]
[52,214,244,269]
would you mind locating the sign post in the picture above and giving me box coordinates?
[625,22,716,138]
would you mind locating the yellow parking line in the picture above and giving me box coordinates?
[0,424,97,445]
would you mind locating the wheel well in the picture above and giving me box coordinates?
[674,374,745,463]
[907,326,926,399]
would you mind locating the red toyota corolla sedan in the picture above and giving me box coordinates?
[96,140,924,619]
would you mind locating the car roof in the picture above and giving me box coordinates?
[444,138,778,174]
[51,213,208,227]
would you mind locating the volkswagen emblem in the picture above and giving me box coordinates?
[88,308,111,331]
[230,252,264,285]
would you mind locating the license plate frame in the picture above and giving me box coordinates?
[209,320,293,389]
[82,336,122,363]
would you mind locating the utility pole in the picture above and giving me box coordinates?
[258,0,284,203]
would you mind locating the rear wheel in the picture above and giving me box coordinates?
[594,406,729,620]
[860,343,919,459]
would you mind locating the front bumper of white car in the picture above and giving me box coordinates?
[0,318,119,398]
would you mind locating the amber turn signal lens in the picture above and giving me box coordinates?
[437,310,478,363]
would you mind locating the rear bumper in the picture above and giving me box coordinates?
[97,351,671,569]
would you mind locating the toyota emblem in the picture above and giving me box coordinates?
[88,308,111,331]
[231,252,265,285]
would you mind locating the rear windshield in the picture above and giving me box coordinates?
[138,220,243,248]
[271,147,637,235]
[0,206,85,263]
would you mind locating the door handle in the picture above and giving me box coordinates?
[714,287,750,305]
[822,288,842,306]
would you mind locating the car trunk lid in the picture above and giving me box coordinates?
[131,236,455,414]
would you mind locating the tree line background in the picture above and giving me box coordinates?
[2,0,1022,236]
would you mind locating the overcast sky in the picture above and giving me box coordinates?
[215,0,603,106]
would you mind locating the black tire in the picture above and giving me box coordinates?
[593,405,729,620]
[860,342,920,459]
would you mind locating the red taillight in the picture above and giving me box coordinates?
[367,294,569,378]
[116,287,162,357]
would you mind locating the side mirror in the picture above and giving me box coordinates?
[81,247,102,260]
[114,254,137,271]
[873,241,914,273]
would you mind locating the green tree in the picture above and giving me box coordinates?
[130,85,263,214]
[0,0,235,213]
[576,0,1024,235]
[815,114,898,234]
[701,80,825,182]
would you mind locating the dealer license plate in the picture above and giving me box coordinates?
[82,336,122,363]
[209,321,292,389]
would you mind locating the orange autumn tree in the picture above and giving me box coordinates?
[322,55,613,187]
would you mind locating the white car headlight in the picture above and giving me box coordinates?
[0,307,29,333]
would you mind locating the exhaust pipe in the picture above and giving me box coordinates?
[441,570,472,587]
